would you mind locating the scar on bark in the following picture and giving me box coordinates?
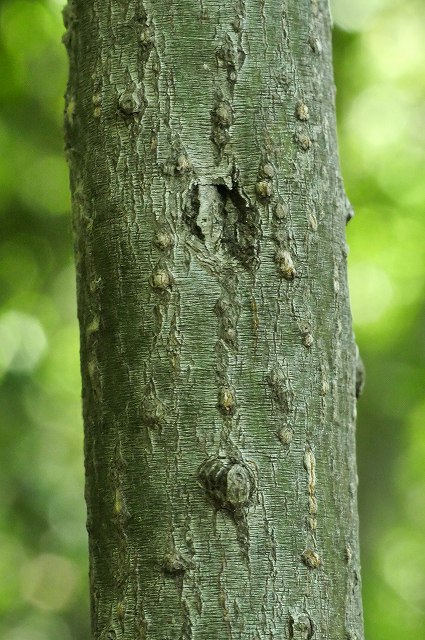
[183,180,260,268]
[162,550,194,576]
[289,610,314,639]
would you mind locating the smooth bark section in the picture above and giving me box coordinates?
[65,0,364,638]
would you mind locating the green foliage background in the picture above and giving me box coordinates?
[0,0,424,637]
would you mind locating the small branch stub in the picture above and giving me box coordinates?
[260,163,275,179]
[118,86,144,116]
[198,456,257,511]
[175,152,192,174]
[218,386,236,415]
[154,229,174,252]
[296,102,310,121]
[277,427,293,446]
[303,333,314,348]
[308,35,322,55]
[214,101,233,128]
[274,203,287,220]
[162,551,193,576]
[301,548,321,569]
[256,180,273,199]
[211,100,233,148]
[295,129,312,151]
[266,367,291,412]
[289,611,314,640]
[276,250,296,280]
[255,163,275,200]
[151,265,172,291]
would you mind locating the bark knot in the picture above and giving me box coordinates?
[118,85,145,117]
[198,456,257,511]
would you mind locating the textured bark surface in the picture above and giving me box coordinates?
[64,0,364,638]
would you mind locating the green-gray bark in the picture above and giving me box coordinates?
[64,0,364,638]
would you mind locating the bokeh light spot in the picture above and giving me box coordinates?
[330,0,395,32]
[0,1,57,57]
[21,154,70,216]
[20,553,78,612]
[349,263,394,325]
[381,531,425,609]
[0,311,47,374]
[346,85,408,154]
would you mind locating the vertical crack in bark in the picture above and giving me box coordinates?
[183,180,260,270]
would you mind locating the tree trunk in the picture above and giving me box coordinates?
[64,0,364,638]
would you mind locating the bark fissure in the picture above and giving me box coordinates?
[183,181,260,270]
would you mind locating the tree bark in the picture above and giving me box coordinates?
[64,0,364,638]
